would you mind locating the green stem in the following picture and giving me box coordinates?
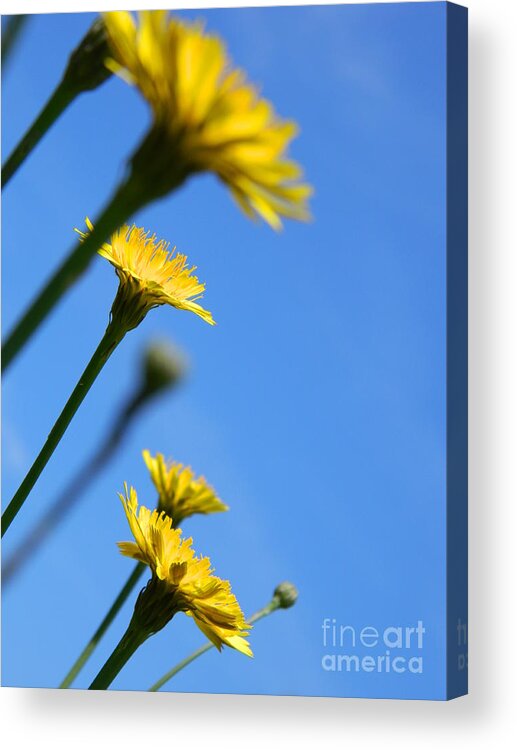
[149,642,214,692]
[3,386,147,586]
[60,561,146,689]
[2,78,76,187]
[1,177,142,372]
[2,18,111,186]
[1,324,124,536]
[89,620,148,690]
[2,15,29,66]
[148,600,280,692]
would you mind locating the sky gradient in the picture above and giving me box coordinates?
[2,3,448,699]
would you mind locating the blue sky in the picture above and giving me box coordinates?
[2,3,447,699]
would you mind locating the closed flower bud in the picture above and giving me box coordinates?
[63,18,112,94]
[273,581,298,609]
[143,340,186,396]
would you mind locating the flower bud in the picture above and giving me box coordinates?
[63,18,112,94]
[142,340,187,396]
[273,581,298,609]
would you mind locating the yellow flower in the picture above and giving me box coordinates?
[119,485,252,656]
[76,218,214,328]
[102,10,312,230]
[143,450,228,524]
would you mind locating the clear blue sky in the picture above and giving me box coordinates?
[2,3,448,699]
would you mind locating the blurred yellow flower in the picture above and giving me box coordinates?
[143,450,228,524]
[102,10,312,229]
[76,218,214,328]
[119,486,252,656]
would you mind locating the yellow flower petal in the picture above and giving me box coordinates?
[102,10,312,229]
[143,449,228,524]
[118,487,251,656]
[76,220,215,326]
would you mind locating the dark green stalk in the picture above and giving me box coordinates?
[2,389,145,584]
[88,620,148,690]
[4,340,185,584]
[60,562,146,689]
[1,177,141,371]
[2,18,111,187]
[2,122,188,370]
[88,576,179,690]
[2,80,75,185]
[1,323,125,536]
[61,501,184,688]
[1,15,29,67]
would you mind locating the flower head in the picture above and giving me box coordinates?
[102,10,312,229]
[118,486,251,656]
[143,449,228,525]
[76,218,214,329]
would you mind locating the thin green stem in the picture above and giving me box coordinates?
[3,386,147,586]
[149,642,214,692]
[2,78,75,187]
[88,621,148,690]
[1,178,142,371]
[2,18,111,186]
[148,600,280,692]
[60,562,146,689]
[1,324,124,536]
